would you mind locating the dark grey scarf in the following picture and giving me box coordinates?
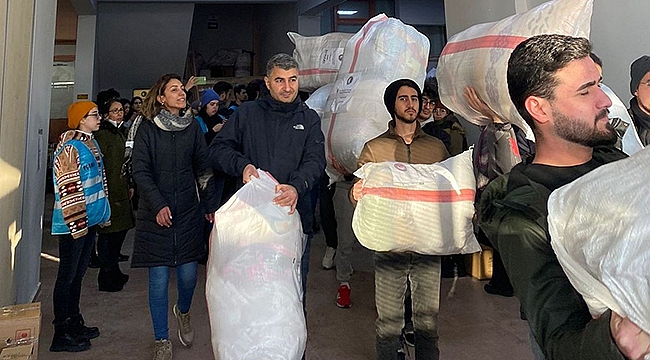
[153,108,193,132]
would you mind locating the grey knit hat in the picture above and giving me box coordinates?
[630,55,650,95]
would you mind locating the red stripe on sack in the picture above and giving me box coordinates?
[348,17,386,72]
[362,187,476,202]
[299,69,339,75]
[441,35,527,56]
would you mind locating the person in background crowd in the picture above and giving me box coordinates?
[94,98,134,292]
[418,81,451,150]
[124,96,143,128]
[131,73,220,360]
[213,81,234,119]
[479,34,650,360]
[628,55,650,146]
[352,78,449,360]
[246,78,267,101]
[50,101,110,353]
[195,89,223,144]
[228,84,248,114]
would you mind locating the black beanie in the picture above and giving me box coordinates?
[630,55,650,95]
[383,79,422,119]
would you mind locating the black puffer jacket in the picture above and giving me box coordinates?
[478,147,627,360]
[131,119,220,268]
[209,95,325,233]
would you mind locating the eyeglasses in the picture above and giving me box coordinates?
[422,100,436,107]
[109,108,124,114]
[84,112,100,119]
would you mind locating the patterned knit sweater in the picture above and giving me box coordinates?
[53,130,110,239]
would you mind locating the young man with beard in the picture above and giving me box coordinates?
[479,34,650,360]
[352,79,449,360]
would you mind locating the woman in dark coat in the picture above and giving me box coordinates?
[94,98,134,292]
[131,73,219,360]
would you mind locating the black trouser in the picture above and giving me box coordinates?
[97,229,128,272]
[53,227,96,325]
[318,177,338,249]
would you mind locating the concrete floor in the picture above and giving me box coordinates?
[36,191,534,360]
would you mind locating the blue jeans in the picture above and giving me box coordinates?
[148,261,198,340]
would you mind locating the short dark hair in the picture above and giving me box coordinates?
[265,53,299,76]
[213,81,233,96]
[507,34,591,130]
[383,79,422,119]
[589,52,603,68]
[422,77,439,99]
[234,84,246,94]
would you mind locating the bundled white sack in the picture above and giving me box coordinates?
[548,147,650,335]
[288,31,352,92]
[352,150,480,255]
[437,0,593,140]
[305,84,333,120]
[322,13,430,182]
[206,170,306,360]
[601,84,645,156]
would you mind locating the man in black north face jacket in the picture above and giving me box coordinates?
[209,53,326,302]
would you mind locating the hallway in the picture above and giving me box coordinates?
[36,224,533,360]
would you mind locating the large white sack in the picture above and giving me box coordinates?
[288,31,353,92]
[206,170,306,360]
[322,13,430,181]
[548,147,650,335]
[601,84,645,156]
[305,84,333,120]
[437,0,593,140]
[352,150,480,255]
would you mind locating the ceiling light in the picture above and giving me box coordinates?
[337,10,358,16]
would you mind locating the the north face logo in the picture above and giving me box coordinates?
[293,124,305,130]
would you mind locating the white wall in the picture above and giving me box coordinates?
[95,2,195,97]
[16,0,57,304]
[74,15,97,100]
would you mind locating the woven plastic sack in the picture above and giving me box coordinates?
[548,147,650,335]
[288,31,352,92]
[305,84,333,120]
[206,170,306,360]
[321,13,430,182]
[352,150,480,255]
[437,0,593,140]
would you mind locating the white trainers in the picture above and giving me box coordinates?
[173,304,194,347]
[152,339,172,360]
[322,246,336,269]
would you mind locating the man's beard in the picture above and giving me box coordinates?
[395,112,418,124]
[554,108,618,147]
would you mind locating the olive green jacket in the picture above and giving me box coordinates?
[478,147,627,360]
[94,121,134,233]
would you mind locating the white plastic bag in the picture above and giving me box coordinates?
[601,84,645,156]
[288,31,352,92]
[321,13,430,182]
[305,84,333,120]
[437,0,593,140]
[352,150,480,255]
[206,170,306,360]
[548,147,650,335]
